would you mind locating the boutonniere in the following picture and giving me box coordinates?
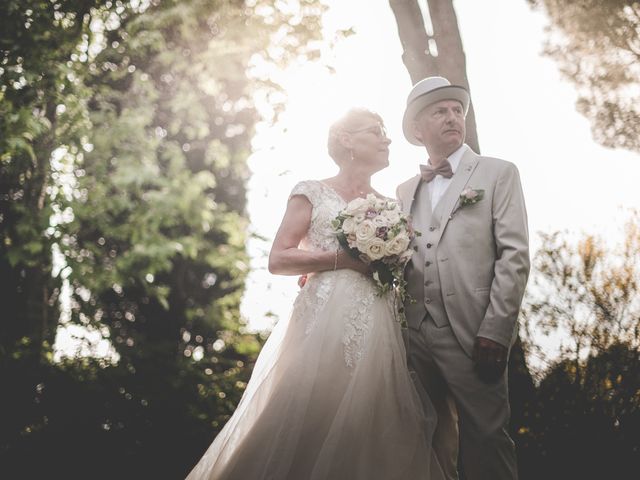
[449,187,485,219]
[459,187,484,207]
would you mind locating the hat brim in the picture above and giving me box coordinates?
[402,85,470,146]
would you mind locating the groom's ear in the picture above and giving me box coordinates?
[411,121,424,143]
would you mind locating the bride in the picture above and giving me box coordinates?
[186,108,444,480]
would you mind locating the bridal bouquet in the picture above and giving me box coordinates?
[332,194,419,326]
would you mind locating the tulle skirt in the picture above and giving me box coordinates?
[186,269,440,480]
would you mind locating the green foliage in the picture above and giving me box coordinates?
[0,0,112,355]
[515,212,640,478]
[1,351,252,478]
[521,211,640,372]
[1,0,325,476]
[516,344,640,479]
[529,0,640,153]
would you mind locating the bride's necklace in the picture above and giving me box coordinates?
[338,185,371,198]
[331,178,371,196]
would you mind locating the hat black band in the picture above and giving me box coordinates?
[407,84,469,106]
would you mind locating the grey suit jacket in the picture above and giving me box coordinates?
[397,147,530,357]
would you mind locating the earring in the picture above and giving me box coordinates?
[349,149,355,161]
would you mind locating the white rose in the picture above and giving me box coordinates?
[344,197,369,215]
[385,232,411,256]
[341,217,357,234]
[355,220,376,243]
[381,208,401,225]
[353,212,366,223]
[372,215,389,229]
[359,237,386,261]
[374,198,387,210]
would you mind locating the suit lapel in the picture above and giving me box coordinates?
[432,149,479,242]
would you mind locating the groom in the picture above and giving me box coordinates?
[397,77,530,480]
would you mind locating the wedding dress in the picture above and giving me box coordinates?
[186,180,442,480]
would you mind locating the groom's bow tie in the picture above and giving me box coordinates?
[420,160,453,183]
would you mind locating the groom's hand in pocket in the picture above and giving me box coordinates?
[472,336,508,383]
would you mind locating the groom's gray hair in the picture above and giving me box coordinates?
[327,108,382,166]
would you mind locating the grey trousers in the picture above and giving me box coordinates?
[406,315,518,480]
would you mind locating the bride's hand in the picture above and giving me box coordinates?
[337,250,370,275]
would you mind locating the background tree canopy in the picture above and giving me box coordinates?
[528,0,640,153]
[1,0,325,477]
[516,211,640,478]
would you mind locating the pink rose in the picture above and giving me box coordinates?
[463,188,478,200]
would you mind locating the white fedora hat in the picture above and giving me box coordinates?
[402,76,470,145]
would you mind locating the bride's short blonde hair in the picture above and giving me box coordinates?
[327,108,383,166]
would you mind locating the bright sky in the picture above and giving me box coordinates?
[242,0,640,335]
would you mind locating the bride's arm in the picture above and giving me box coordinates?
[268,195,367,276]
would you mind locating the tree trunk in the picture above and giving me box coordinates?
[425,0,480,154]
[388,0,437,82]
[389,0,480,153]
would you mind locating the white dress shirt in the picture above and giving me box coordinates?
[428,143,468,211]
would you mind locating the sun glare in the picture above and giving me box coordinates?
[242,2,416,332]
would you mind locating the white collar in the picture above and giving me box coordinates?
[446,143,468,174]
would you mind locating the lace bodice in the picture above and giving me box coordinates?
[289,180,346,253]
[288,180,389,369]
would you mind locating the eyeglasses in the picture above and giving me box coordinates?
[346,122,389,139]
